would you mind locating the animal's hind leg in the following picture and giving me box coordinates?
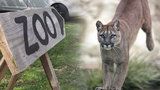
[141,17,154,51]
[141,0,154,51]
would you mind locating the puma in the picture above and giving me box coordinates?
[96,0,154,90]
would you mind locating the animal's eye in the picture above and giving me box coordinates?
[111,34,116,38]
[100,34,105,38]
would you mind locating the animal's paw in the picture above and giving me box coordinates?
[110,87,121,90]
[95,87,108,90]
[95,87,103,90]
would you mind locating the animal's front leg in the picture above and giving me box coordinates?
[103,61,114,90]
[95,61,114,90]
[111,57,129,90]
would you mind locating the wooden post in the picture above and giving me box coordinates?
[40,53,60,90]
[6,73,21,90]
[0,57,21,90]
[0,57,7,81]
[0,53,60,90]
[0,25,19,75]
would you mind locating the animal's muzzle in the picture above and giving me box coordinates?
[101,43,114,48]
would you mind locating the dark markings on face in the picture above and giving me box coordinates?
[96,20,121,50]
[98,27,117,48]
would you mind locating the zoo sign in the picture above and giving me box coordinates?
[0,8,65,74]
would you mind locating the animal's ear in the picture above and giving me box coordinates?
[113,20,120,31]
[96,20,103,32]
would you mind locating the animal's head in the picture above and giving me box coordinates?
[96,20,121,50]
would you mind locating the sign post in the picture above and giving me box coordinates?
[0,7,65,90]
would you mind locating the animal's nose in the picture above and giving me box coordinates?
[105,42,110,45]
[105,39,110,45]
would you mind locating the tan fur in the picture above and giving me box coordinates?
[96,0,154,90]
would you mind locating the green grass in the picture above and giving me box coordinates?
[81,69,103,90]
[0,22,84,90]
[80,58,160,90]
[123,59,160,90]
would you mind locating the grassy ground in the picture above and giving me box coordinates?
[0,22,84,90]
[80,58,160,90]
